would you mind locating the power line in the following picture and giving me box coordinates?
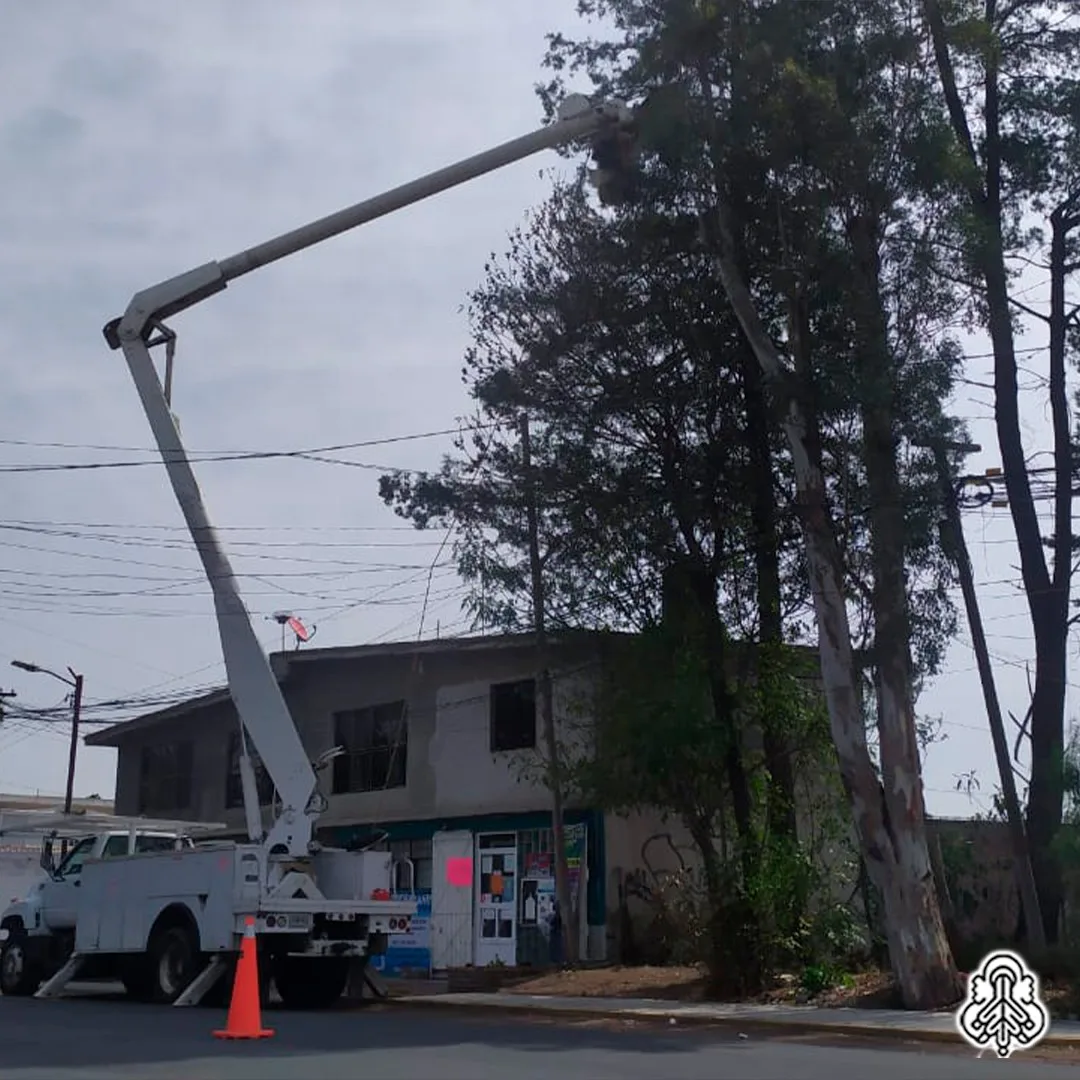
[0,424,487,456]
[0,423,492,474]
[0,518,428,533]
[0,521,447,551]
[0,581,469,620]
[0,536,446,574]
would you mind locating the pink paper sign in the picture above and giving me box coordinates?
[446,856,473,888]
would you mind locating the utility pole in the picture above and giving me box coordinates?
[520,411,577,963]
[64,674,84,816]
[924,439,1046,953]
[10,661,84,815]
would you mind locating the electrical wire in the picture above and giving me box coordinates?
[0,414,1070,751]
[0,423,494,474]
[0,425,493,456]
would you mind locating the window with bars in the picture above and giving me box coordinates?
[137,741,193,815]
[331,701,408,795]
[490,679,537,753]
[224,730,275,809]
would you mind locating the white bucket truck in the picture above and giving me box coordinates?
[0,808,409,1008]
[0,94,635,1010]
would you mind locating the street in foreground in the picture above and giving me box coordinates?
[0,997,1077,1080]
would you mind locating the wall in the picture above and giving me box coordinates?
[931,817,1019,951]
[429,659,595,817]
[920,818,1080,956]
[112,698,236,822]
[110,640,602,830]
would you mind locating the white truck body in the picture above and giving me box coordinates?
[74,842,412,956]
[1,816,413,1007]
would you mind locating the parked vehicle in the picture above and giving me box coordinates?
[0,810,411,1008]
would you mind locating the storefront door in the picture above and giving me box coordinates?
[474,833,517,967]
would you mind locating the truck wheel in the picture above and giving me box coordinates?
[273,956,349,1010]
[149,925,198,1004]
[0,932,42,997]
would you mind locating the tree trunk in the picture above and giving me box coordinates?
[521,412,578,963]
[721,12,799,841]
[924,0,1069,942]
[687,816,760,995]
[1025,194,1080,943]
[849,212,960,995]
[538,667,578,963]
[662,558,756,857]
[738,339,799,842]
[699,203,961,1009]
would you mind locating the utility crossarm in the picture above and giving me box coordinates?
[103,96,633,862]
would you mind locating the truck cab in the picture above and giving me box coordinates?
[34,830,193,931]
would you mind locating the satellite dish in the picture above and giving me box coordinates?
[269,612,317,651]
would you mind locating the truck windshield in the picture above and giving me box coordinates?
[55,837,95,877]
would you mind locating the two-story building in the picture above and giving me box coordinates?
[87,630,836,976]
[87,631,669,974]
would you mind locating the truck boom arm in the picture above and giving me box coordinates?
[104,97,632,861]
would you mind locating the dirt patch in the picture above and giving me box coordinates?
[760,970,901,1009]
[504,965,896,1008]
[505,964,711,1001]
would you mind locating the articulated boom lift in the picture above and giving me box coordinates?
[101,94,634,866]
[0,95,635,1010]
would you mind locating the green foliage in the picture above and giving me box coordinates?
[1051,727,1080,869]
[577,626,730,819]
[579,626,855,988]
[537,0,969,680]
[800,963,842,997]
[378,0,1080,992]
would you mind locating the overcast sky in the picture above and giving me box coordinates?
[0,2,1064,822]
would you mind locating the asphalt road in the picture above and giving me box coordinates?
[0,996,1075,1079]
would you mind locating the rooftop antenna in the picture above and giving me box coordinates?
[269,611,317,652]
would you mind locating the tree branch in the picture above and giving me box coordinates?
[1010,296,1050,323]
[923,0,983,191]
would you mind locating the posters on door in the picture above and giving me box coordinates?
[520,823,585,938]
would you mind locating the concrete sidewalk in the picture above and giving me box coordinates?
[400,990,1080,1047]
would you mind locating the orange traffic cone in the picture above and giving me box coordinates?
[213,916,274,1040]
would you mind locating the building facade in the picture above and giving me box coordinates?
[88,631,839,974]
[86,632,662,972]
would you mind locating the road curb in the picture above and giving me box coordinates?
[391,995,1080,1050]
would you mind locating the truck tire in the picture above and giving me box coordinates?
[148,925,198,1004]
[0,932,42,997]
[273,956,349,1010]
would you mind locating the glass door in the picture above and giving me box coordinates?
[474,834,517,967]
